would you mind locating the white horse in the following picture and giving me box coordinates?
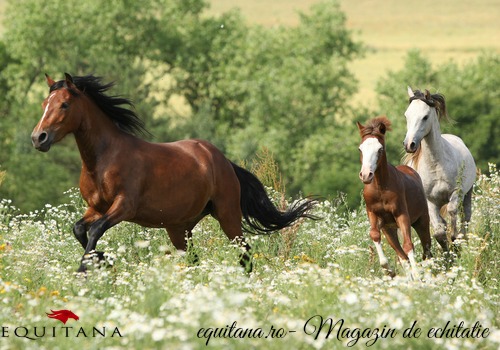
[403,87,476,251]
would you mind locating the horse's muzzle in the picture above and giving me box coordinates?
[359,170,374,184]
[403,138,419,153]
[31,130,52,152]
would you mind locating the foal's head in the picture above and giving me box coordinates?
[31,73,82,152]
[356,116,391,184]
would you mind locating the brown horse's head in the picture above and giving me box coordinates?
[356,116,391,184]
[31,73,82,152]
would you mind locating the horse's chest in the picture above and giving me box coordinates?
[421,175,453,204]
[365,195,397,222]
[80,171,115,212]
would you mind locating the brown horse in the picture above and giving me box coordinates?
[357,117,432,279]
[31,73,317,272]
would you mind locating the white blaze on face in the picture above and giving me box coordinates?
[359,137,383,183]
[34,92,57,134]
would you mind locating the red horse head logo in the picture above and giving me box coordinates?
[46,309,79,324]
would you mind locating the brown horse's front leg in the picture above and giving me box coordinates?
[78,196,135,272]
[73,207,102,250]
[78,217,111,272]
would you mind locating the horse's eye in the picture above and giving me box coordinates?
[61,102,69,109]
[423,115,429,121]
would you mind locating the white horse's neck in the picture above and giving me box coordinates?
[420,112,446,165]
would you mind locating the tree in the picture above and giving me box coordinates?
[376,50,500,172]
[0,0,209,210]
[0,0,364,210]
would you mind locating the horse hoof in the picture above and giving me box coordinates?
[240,256,253,274]
[76,264,87,274]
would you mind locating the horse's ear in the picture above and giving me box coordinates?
[378,123,386,135]
[356,121,364,132]
[424,89,432,100]
[63,73,76,90]
[407,86,414,98]
[45,74,56,87]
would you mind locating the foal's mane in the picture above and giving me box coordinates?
[359,116,392,140]
[409,89,449,122]
[50,75,148,136]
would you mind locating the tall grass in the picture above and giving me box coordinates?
[0,165,498,349]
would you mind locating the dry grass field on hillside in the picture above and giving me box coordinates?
[1,0,498,103]
[208,0,500,104]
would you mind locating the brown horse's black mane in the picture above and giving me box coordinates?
[50,75,148,136]
[409,89,448,122]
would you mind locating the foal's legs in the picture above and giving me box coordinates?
[394,214,420,280]
[367,212,394,277]
[428,201,449,251]
[412,215,433,260]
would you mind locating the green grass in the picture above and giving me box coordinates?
[0,165,499,349]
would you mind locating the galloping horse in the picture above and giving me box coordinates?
[403,87,476,251]
[31,73,317,272]
[357,117,432,279]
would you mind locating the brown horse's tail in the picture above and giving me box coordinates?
[231,163,318,234]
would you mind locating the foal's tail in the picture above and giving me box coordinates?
[231,162,318,234]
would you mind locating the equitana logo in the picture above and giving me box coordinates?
[46,310,80,324]
[0,309,122,340]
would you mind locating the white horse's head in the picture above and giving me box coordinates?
[403,86,441,153]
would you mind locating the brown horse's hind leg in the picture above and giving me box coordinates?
[219,218,253,272]
[213,204,252,272]
[165,224,199,265]
[210,168,253,272]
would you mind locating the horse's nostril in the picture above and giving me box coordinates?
[410,142,416,150]
[38,132,48,144]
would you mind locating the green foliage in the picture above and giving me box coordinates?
[0,0,211,211]
[0,0,497,212]
[0,0,365,211]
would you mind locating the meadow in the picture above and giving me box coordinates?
[0,1,499,349]
[0,163,499,349]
